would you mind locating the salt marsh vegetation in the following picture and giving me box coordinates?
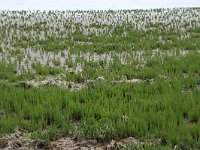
[0,8,200,149]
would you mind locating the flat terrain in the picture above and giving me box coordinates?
[0,8,200,149]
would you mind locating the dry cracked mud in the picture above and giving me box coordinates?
[0,131,142,150]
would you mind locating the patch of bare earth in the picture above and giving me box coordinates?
[0,131,141,150]
[15,75,148,91]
